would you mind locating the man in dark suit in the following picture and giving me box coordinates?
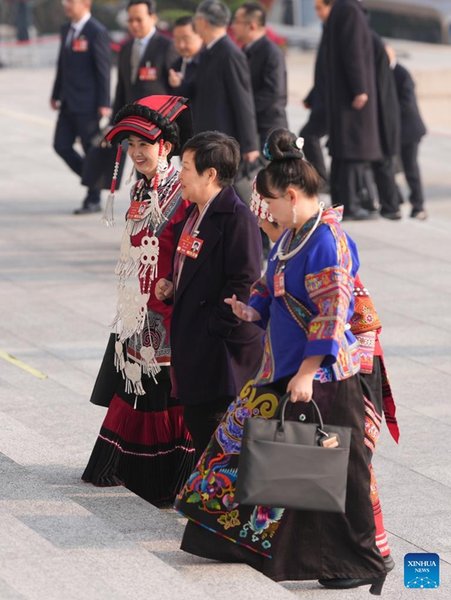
[168,16,203,100]
[192,0,260,164]
[112,0,177,117]
[323,0,382,220]
[231,2,288,150]
[370,32,402,220]
[51,0,111,214]
[299,0,332,183]
[387,47,428,220]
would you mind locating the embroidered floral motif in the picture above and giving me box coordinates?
[175,382,283,558]
[217,509,241,530]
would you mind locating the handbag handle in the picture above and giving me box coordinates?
[276,393,324,432]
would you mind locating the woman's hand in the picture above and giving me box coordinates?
[155,278,174,301]
[287,372,313,403]
[224,294,261,322]
[287,355,325,402]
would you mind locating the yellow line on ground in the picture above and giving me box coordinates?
[0,349,48,380]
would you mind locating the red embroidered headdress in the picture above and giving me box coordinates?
[103,95,191,226]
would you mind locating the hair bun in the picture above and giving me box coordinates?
[264,128,305,161]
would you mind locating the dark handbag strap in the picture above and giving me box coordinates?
[275,393,325,431]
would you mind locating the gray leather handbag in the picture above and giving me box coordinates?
[235,394,351,512]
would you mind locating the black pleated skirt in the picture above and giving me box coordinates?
[82,335,195,506]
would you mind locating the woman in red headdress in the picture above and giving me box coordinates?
[82,95,195,506]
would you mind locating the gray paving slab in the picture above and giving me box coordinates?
[1,51,451,600]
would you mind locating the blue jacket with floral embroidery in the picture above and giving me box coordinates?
[249,207,360,385]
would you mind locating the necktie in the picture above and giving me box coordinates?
[180,57,188,79]
[131,39,142,83]
[66,25,76,48]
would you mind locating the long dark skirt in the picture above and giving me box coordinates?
[360,356,391,558]
[82,334,195,506]
[175,376,386,581]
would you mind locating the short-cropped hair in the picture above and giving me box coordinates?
[195,0,231,28]
[127,0,156,15]
[173,15,194,28]
[182,131,240,187]
[239,2,266,27]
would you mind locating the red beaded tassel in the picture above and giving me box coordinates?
[102,144,123,227]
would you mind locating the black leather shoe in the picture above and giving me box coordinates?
[343,208,379,221]
[73,203,102,215]
[318,573,386,595]
[384,554,395,572]
[380,210,402,220]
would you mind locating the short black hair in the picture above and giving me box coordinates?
[182,131,240,187]
[173,15,194,28]
[238,2,266,27]
[127,0,156,15]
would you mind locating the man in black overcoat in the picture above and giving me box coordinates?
[298,0,333,183]
[112,0,177,117]
[51,0,111,214]
[323,0,382,219]
[231,2,288,150]
[387,47,428,219]
[191,1,260,163]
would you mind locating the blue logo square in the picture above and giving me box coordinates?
[404,553,440,588]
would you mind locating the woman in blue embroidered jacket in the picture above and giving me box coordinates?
[175,129,388,595]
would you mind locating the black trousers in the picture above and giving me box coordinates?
[183,397,234,461]
[371,155,401,215]
[330,159,366,216]
[53,107,101,204]
[299,119,328,182]
[401,141,425,213]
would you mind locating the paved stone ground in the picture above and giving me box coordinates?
[0,48,451,599]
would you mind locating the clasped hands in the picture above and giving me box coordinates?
[155,278,174,301]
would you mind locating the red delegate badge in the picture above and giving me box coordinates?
[72,38,88,52]
[177,233,204,259]
[139,66,157,81]
[274,272,286,297]
[128,200,149,221]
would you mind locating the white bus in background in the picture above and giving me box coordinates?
[364,0,451,45]
[268,0,451,45]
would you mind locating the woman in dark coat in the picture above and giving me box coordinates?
[155,131,263,458]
